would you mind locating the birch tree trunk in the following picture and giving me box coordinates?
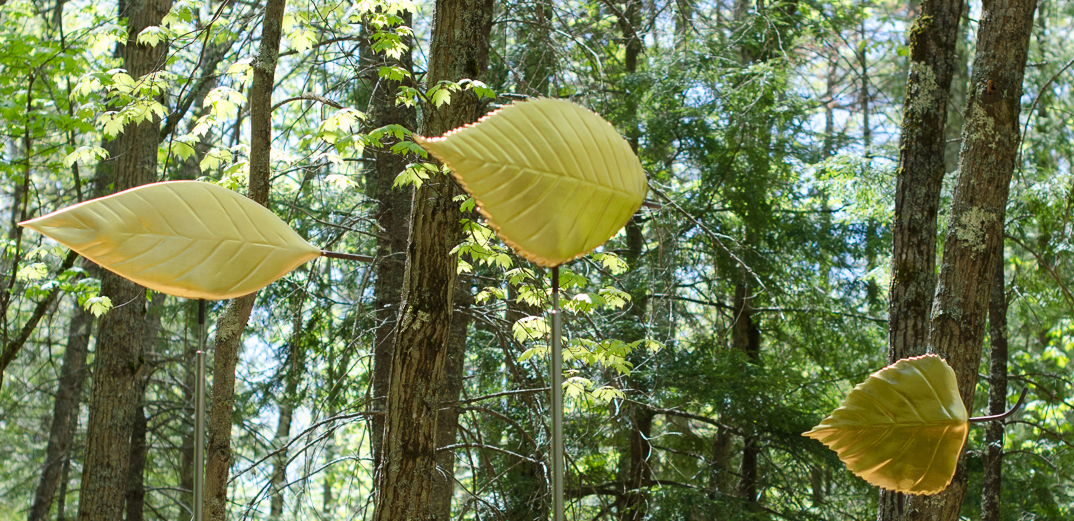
[371,1,493,519]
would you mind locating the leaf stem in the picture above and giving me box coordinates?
[320,250,374,263]
[968,387,1029,424]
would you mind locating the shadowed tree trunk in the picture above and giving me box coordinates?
[270,293,308,518]
[982,250,1008,521]
[430,275,474,519]
[366,7,416,475]
[77,0,171,518]
[28,299,93,521]
[203,0,287,519]
[370,0,493,519]
[899,1,1037,519]
[125,405,148,521]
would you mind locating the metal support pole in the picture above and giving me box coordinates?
[194,300,206,521]
[551,266,564,521]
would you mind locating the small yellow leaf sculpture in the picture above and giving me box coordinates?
[803,354,968,495]
[20,181,321,300]
[415,98,648,267]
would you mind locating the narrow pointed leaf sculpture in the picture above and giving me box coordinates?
[415,97,648,267]
[803,354,969,495]
[20,181,321,300]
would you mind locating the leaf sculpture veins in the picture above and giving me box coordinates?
[20,181,321,300]
[803,354,969,495]
[415,97,648,268]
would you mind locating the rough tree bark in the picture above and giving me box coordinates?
[981,251,1008,521]
[370,0,493,519]
[899,1,1037,519]
[125,405,148,521]
[885,0,965,365]
[877,2,967,517]
[202,0,287,519]
[878,2,965,516]
[76,0,171,518]
[366,7,416,475]
[429,276,474,519]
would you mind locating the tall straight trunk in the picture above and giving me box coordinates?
[127,295,163,521]
[732,276,761,502]
[28,300,93,521]
[270,294,307,519]
[430,275,474,519]
[203,1,287,519]
[981,251,1008,521]
[371,1,493,519]
[125,405,148,521]
[77,0,171,518]
[614,2,654,519]
[884,0,965,365]
[366,8,416,475]
[878,3,965,517]
[902,1,1037,519]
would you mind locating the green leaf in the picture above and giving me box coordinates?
[84,296,113,317]
[63,146,109,167]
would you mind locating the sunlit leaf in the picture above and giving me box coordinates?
[803,354,968,495]
[415,98,648,267]
[19,181,321,300]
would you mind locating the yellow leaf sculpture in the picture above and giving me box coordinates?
[20,181,321,300]
[415,98,648,267]
[803,354,969,495]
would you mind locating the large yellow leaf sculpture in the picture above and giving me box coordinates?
[415,98,648,267]
[20,181,321,300]
[803,354,969,495]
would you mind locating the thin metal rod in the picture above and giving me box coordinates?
[321,250,374,263]
[194,300,206,521]
[968,387,1028,423]
[551,266,564,521]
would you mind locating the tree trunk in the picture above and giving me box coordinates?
[270,294,307,519]
[125,405,148,521]
[732,278,761,503]
[77,0,171,517]
[885,0,965,365]
[878,1,966,516]
[981,251,1008,521]
[28,300,93,521]
[430,275,474,519]
[366,7,416,475]
[901,1,1037,519]
[203,0,287,519]
[371,1,492,519]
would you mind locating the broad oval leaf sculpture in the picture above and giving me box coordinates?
[415,98,648,267]
[20,181,321,300]
[803,354,969,495]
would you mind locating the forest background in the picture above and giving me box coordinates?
[0,0,1071,520]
